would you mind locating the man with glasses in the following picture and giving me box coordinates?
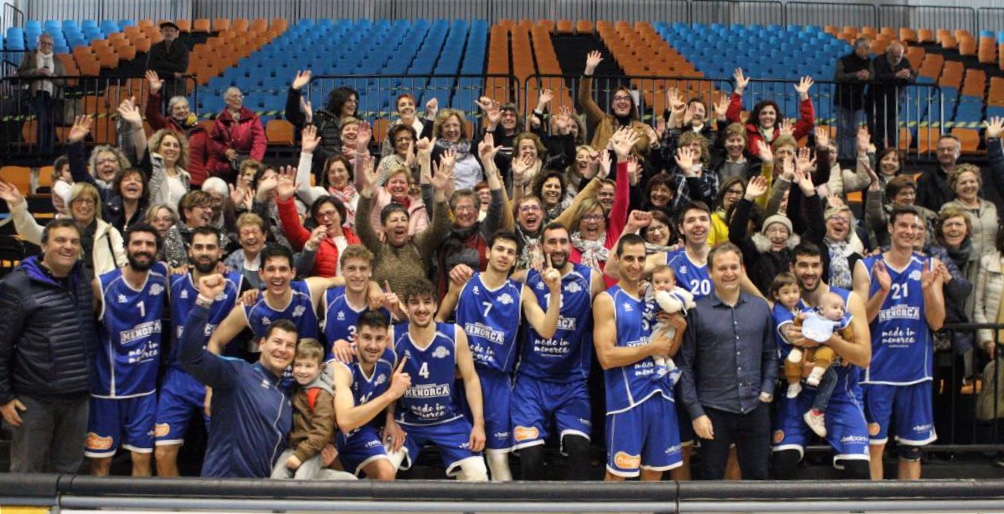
[146,21,190,102]
[916,134,961,212]
[866,42,914,153]
[18,33,65,152]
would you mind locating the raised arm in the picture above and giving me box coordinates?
[333,359,409,435]
[284,71,311,129]
[181,275,240,389]
[578,51,607,127]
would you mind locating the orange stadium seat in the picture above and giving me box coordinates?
[270,18,288,33]
[951,128,980,152]
[0,166,32,194]
[989,78,1004,107]
[576,20,592,34]
[265,120,295,146]
[193,19,211,32]
[213,18,230,32]
[137,19,154,28]
[899,28,917,43]
[917,28,934,43]
[232,19,249,32]
[557,19,573,34]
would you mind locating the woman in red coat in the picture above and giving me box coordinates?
[207,87,267,183]
[275,167,360,277]
[726,68,815,159]
[145,70,210,187]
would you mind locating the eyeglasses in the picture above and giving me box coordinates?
[581,214,605,221]
[38,41,53,46]
[316,209,339,219]
[724,188,744,197]
[613,95,632,102]
[453,205,477,213]
[227,94,244,100]
[72,197,96,205]
[519,205,542,213]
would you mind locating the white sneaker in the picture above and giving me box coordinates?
[786,382,802,399]
[806,366,826,387]
[804,409,827,438]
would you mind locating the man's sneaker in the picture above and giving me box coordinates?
[804,409,827,438]
[786,382,803,399]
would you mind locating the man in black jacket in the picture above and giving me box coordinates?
[866,42,915,152]
[834,38,873,161]
[146,21,190,103]
[0,219,99,473]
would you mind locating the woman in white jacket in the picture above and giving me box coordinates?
[974,231,1004,359]
[0,180,126,278]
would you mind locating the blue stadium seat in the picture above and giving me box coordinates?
[6,27,25,51]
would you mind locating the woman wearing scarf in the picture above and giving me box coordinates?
[567,128,634,281]
[421,108,483,190]
[821,204,865,290]
[145,70,209,186]
[434,134,512,297]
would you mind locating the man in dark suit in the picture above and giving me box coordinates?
[146,21,190,103]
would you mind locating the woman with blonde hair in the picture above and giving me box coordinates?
[421,106,483,190]
[0,181,125,278]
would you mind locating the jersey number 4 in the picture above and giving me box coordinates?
[418,361,430,379]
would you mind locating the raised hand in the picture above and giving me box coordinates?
[356,121,372,152]
[794,76,814,98]
[745,174,768,200]
[416,136,435,166]
[425,97,439,119]
[625,210,653,233]
[197,273,226,300]
[713,93,729,120]
[655,116,667,139]
[597,149,612,180]
[511,153,534,185]
[778,118,794,138]
[733,68,750,93]
[0,180,24,207]
[553,107,571,135]
[585,50,604,75]
[301,124,321,153]
[304,225,327,250]
[291,70,312,90]
[872,260,891,292]
[275,165,299,201]
[792,161,815,195]
[611,127,640,161]
[478,132,499,160]
[537,88,554,109]
[862,159,881,190]
[67,115,93,143]
[300,97,313,124]
[485,100,502,127]
[795,146,817,175]
[117,96,143,128]
[388,357,411,400]
[814,126,830,149]
[430,157,454,192]
[987,117,1004,140]
[668,87,686,115]
[675,146,696,173]
[438,148,457,175]
[541,254,561,290]
[756,139,774,164]
[145,70,162,94]
[358,153,378,189]
[856,126,872,155]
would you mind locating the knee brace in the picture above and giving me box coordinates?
[771,449,802,480]
[897,445,923,461]
[458,457,488,481]
[563,434,592,481]
[839,459,870,480]
[518,444,546,481]
[485,450,512,481]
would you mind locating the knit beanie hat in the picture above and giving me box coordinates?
[762,214,793,235]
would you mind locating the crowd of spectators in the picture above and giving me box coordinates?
[2,30,1004,483]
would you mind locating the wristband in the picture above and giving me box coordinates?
[196,294,213,308]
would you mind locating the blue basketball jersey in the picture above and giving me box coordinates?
[337,347,396,434]
[94,262,169,398]
[772,302,798,361]
[169,273,239,370]
[666,248,712,300]
[860,254,934,385]
[394,322,463,426]
[603,285,673,414]
[243,280,319,344]
[455,274,522,373]
[322,286,391,360]
[518,264,594,382]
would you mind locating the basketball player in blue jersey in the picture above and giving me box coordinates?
[325,245,398,364]
[437,230,563,481]
[607,201,717,480]
[509,222,605,481]
[86,223,168,477]
[384,279,488,481]
[206,244,385,360]
[331,311,410,480]
[852,206,945,480]
[594,234,684,480]
[772,242,872,480]
[154,226,238,477]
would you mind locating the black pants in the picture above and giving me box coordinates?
[31,92,55,151]
[697,403,771,480]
